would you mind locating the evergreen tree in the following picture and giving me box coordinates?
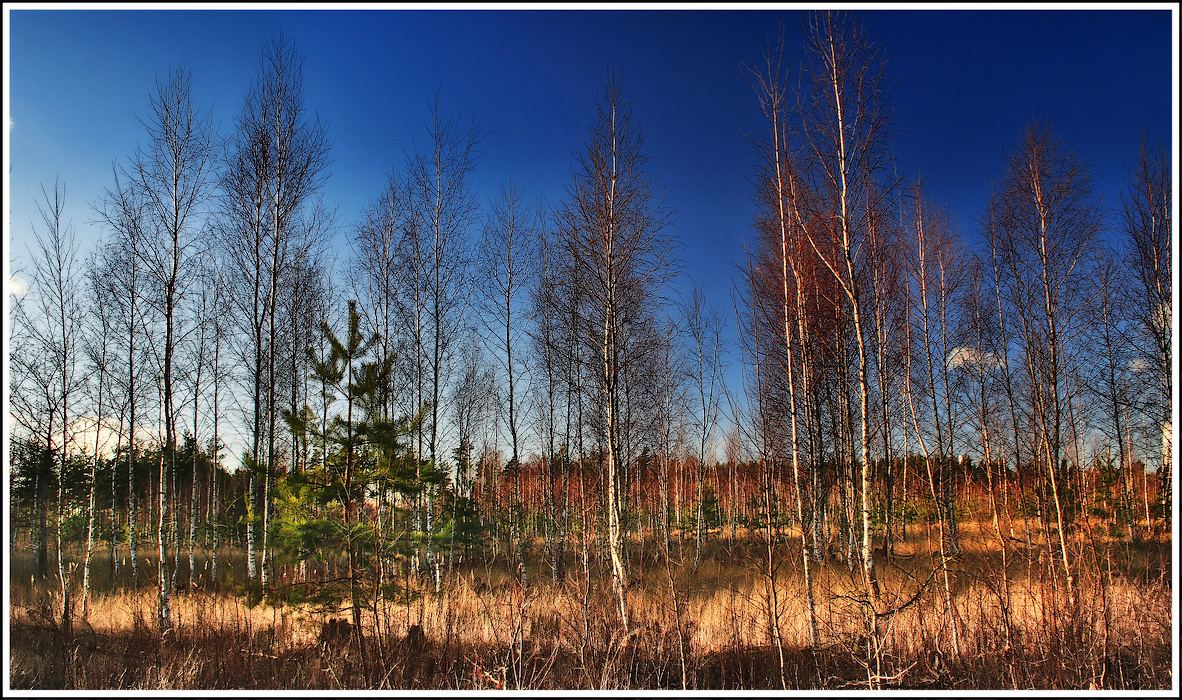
[275,300,425,656]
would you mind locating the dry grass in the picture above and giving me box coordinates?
[7,523,1173,690]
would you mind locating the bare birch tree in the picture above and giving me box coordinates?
[990,125,1101,604]
[477,180,538,584]
[25,181,85,644]
[556,76,672,636]
[1122,142,1172,524]
[408,92,478,591]
[131,67,215,635]
[792,14,892,671]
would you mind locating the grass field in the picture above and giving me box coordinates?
[7,520,1173,690]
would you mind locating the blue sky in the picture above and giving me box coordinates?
[6,8,1174,434]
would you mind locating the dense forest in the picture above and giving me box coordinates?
[7,11,1174,691]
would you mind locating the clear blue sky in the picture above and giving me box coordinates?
[7,8,1174,423]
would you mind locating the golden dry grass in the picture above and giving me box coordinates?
[7,521,1173,690]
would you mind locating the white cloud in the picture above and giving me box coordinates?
[1127,357,1151,374]
[947,346,998,370]
[66,415,127,457]
[9,275,29,298]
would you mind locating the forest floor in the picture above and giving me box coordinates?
[7,521,1174,690]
